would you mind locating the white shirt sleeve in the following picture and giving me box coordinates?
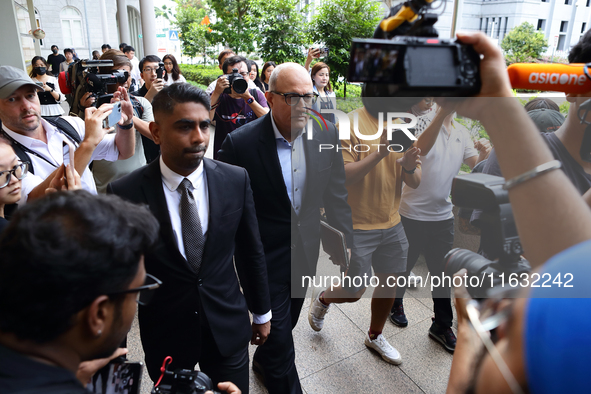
[460,129,478,161]
[19,172,44,205]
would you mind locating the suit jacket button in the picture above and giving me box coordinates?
[198,279,203,286]
[297,221,301,227]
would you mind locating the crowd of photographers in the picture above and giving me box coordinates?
[0,19,590,394]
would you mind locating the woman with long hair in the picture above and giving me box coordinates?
[260,61,276,92]
[310,62,336,124]
[162,54,186,86]
[247,59,265,92]
[29,56,65,116]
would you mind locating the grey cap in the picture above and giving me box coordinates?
[0,65,44,99]
[528,108,565,133]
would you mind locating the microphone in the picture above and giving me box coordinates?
[507,63,591,94]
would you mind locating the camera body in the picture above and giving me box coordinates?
[61,59,129,107]
[445,173,530,298]
[151,368,220,394]
[223,68,248,95]
[348,36,481,97]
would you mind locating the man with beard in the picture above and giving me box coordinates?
[108,83,271,393]
[0,65,135,204]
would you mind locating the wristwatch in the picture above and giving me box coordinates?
[117,120,134,130]
[247,97,254,104]
[402,166,416,174]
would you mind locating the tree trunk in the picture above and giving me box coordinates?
[344,82,347,98]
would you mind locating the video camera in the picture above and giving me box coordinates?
[222,68,248,95]
[347,0,481,102]
[59,59,129,107]
[151,357,219,394]
[444,174,530,298]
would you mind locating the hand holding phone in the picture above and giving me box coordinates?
[103,101,122,129]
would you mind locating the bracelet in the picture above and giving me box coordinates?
[503,160,562,190]
[117,120,134,130]
[402,166,416,174]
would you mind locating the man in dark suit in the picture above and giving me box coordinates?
[108,83,271,393]
[218,63,353,394]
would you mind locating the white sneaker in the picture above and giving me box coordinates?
[308,290,330,331]
[408,271,419,287]
[364,333,402,365]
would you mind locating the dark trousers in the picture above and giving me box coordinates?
[143,320,249,394]
[394,216,455,328]
[253,283,305,394]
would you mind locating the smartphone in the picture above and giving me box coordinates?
[103,101,122,129]
[319,47,329,57]
[62,138,75,188]
[88,358,143,394]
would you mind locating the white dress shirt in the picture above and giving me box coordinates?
[4,117,119,204]
[159,157,271,324]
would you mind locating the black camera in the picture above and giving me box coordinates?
[444,174,530,298]
[348,36,481,97]
[157,62,165,79]
[223,68,248,95]
[63,59,129,107]
[151,368,219,394]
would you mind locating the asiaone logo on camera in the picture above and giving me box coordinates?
[305,108,417,153]
[528,72,587,86]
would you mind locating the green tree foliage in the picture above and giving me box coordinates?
[309,0,382,97]
[501,22,548,64]
[175,6,211,60]
[154,5,174,21]
[249,0,309,63]
[208,0,256,53]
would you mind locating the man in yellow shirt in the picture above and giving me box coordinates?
[308,106,421,364]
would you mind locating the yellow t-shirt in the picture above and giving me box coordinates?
[341,107,409,231]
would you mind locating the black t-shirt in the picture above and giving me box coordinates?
[0,217,9,234]
[131,89,160,163]
[136,84,148,98]
[0,344,88,393]
[47,54,66,77]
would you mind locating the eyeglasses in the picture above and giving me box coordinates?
[0,163,28,188]
[465,288,525,394]
[107,273,162,306]
[143,67,159,74]
[163,62,173,66]
[270,92,319,106]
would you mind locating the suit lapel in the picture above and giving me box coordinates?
[258,114,291,207]
[202,159,220,267]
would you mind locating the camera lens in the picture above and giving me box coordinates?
[232,78,248,94]
[444,248,492,277]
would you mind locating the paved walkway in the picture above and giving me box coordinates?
[127,125,478,393]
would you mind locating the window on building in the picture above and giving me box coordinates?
[537,19,546,31]
[587,0,590,7]
[60,7,85,49]
[498,17,502,37]
[557,35,566,51]
[583,23,588,33]
[564,0,572,4]
[560,21,568,33]
[485,17,489,34]
[479,18,483,31]
[541,0,549,2]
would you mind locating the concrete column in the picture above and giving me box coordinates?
[450,0,464,38]
[565,1,579,50]
[26,0,41,57]
[99,0,109,45]
[117,0,131,45]
[0,1,26,70]
[139,0,157,56]
[545,0,556,38]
